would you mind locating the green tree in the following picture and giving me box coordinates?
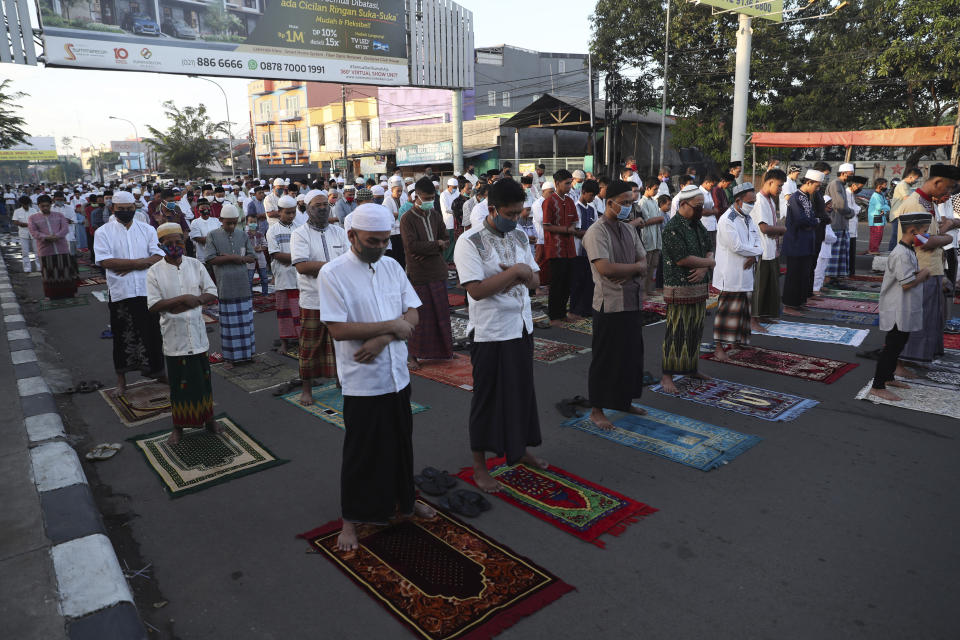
[203,3,242,35]
[147,101,227,178]
[0,80,29,149]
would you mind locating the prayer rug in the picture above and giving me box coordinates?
[99,380,171,427]
[758,321,869,347]
[447,292,466,308]
[849,274,883,283]
[90,290,109,303]
[642,300,667,315]
[651,376,819,422]
[456,460,656,547]
[130,414,287,498]
[252,294,276,313]
[931,349,960,372]
[38,294,89,311]
[700,345,858,383]
[533,337,590,364]
[76,276,107,286]
[855,382,960,420]
[561,318,593,335]
[806,297,878,314]
[211,353,298,393]
[280,382,428,429]
[298,502,574,640]
[560,405,761,471]
[897,368,960,391]
[410,353,474,391]
[530,294,548,309]
[820,288,879,301]
[944,333,960,350]
[451,316,469,342]
[799,308,879,326]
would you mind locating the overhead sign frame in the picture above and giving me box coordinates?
[0,137,58,161]
[698,0,784,22]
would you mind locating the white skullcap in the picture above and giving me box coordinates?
[277,195,297,208]
[379,182,388,189]
[572,170,585,180]
[838,163,855,173]
[349,203,394,232]
[343,184,356,192]
[112,191,136,205]
[132,188,141,194]
[284,178,290,185]
[220,203,240,219]
[259,179,266,186]
[157,222,183,239]
[304,189,326,204]
[824,195,833,204]
[371,185,385,196]
[804,169,826,182]
[296,194,306,202]
[432,181,440,187]
[404,177,414,184]
[447,178,458,186]
[388,176,402,186]
[273,178,285,186]
[732,182,755,196]
[407,183,417,193]
[542,181,556,191]
[677,184,702,201]
[336,177,345,184]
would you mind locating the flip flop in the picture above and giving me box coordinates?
[438,492,480,518]
[74,381,90,394]
[555,400,576,419]
[85,443,122,461]
[414,475,446,497]
[454,489,491,512]
[421,467,457,489]
[79,380,103,393]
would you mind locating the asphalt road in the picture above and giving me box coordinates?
[9,230,960,640]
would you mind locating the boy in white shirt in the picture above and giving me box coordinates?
[750,169,787,328]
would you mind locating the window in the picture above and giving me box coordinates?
[285,95,300,115]
[260,132,272,149]
[316,126,325,147]
[361,120,372,143]
[487,90,496,107]
[287,129,300,147]
[558,60,566,73]
[259,101,271,119]
[502,91,510,107]
[129,2,140,13]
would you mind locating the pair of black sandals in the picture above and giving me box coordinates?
[414,467,491,518]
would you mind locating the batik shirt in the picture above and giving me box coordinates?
[661,214,714,288]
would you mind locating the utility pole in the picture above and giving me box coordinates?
[587,53,595,157]
[452,89,464,175]
[341,84,349,180]
[951,99,960,166]
[729,13,753,168]
[658,0,671,173]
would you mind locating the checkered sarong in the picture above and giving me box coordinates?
[219,297,255,362]
[299,307,337,379]
[826,228,850,277]
[409,281,454,360]
[275,289,301,339]
[713,291,752,345]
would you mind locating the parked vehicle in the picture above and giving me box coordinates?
[162,19,198,40]
[122,13,160,36]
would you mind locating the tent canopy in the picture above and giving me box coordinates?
[751,126,955,148]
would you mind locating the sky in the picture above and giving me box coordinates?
[1,0,593,152]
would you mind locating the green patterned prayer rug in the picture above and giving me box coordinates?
[820,288,880,301]
[279,382,429,429]
[39,294,89,310]
[130,414,287,497]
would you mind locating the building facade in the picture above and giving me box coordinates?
[474,46,591,118]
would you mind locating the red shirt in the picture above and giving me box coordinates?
[543,192,578,259]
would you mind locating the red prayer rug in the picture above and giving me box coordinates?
[410,353,474,391]
[700,345,858,384]
[944,333,960,350]
[805,297,878,314]
[447,292,466,307]
[642,300,667,315]
[848,274,883,282]
[533,337,590,363]
[456,459,657,548]
[76,276,107,286]
[298,502,574,640]
[252,294,276,313]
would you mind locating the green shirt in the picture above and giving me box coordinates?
[661,213,714,287]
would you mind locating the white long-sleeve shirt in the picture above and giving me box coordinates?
[713,206,763,292]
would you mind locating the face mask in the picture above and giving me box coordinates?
[200,209,210,217]
[356,242,385,264]
[135,201,144,209]
[419,199,434,211]
[740,202,754,215]
[308,205,330,228]
[104,198,112,206]
[55,201,65,207]
[215,197,224,203]
[164,201,178,211]
[616,201,632,221]
[247,223,257,232]
[373,197,384,205]
[275,189,283,196]
[493,212,518,233]
[114,210,135,224]
[161,243,185,258]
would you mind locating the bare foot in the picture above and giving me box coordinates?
[166,428,182,446]
[713,346,730,362]
[519,450,549,469]
[336,521,359,552]
[691,371,712,381]
[473,466,502,493]
[550,319,564,327]
[660,375,679,394]
[566,313,583,321]
[783,307,804,317]
[589,407,614,431]
[205,420,223,434]
[888,380,911,389]
[110,387,126,399]
[407,357,421,371]
[627,405,647,416]
[298,391,314,406]
[869,388,902,402]
[413,502,437,519]
[751,321,768,333]
[894,365,918,379]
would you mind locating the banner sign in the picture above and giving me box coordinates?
[695,0,783,22]
[0,137,58,161]
[40,0,408,84]
[396,141,453,166]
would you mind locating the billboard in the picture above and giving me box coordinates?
[0,137,58,161]
[397,141,453,166]
[39,0,408,85]
[696,0,783,22]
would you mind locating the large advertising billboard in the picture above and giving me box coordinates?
[694,0,783,22]
[0,137,59,161]
[39,0,408,84]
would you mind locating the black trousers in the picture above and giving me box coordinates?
[386,233,406,269]
[569,255,594,317]
[547,257,575,320]
[782,255,814,307]
[872,326,910,389]
[849,237,857,275]
[887,219,900,252]
[589,310,644,411]
[945,248,958,290]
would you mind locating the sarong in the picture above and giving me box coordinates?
[409,281,454,360]
[219,297,255,362]
[868,226,884,254]
[782,255,814,307]
[40,253,78,299]
[299,307,337,379]
[900,276,944,364]
[275,289,301,339]
[662,301,705,375]
[341,385,415,524]
[751,258,781,319]
[166,353,214,428]
[713,292,751,345]
[469,331,542,465]
[589,310,644,411]
[826,228,850,277]
[108,297,164,376]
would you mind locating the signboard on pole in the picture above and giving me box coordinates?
[39,0,409,85]
[396,142,453,166]
[695,0,783,22]
[0,137,58,161]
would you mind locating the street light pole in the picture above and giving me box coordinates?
[108,115,141,177]
[188,75,238,179]
[76,136,104,184]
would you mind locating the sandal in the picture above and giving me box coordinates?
[421,467,457,490]
[438,492,480,518]
[555,400,576,419]
[79,380,104,393]
[85,443,122,461]
[414,475,446,497]
[208,352,224,364]
[454,489,491,512]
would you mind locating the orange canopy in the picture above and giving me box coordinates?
[751,126,956,148]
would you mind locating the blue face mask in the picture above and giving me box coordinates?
[493,211,517,233]
[164,201,178,211]
[419,199,434,211]
[614,200,631,220]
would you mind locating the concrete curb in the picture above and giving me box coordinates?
[0,253,147,639]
